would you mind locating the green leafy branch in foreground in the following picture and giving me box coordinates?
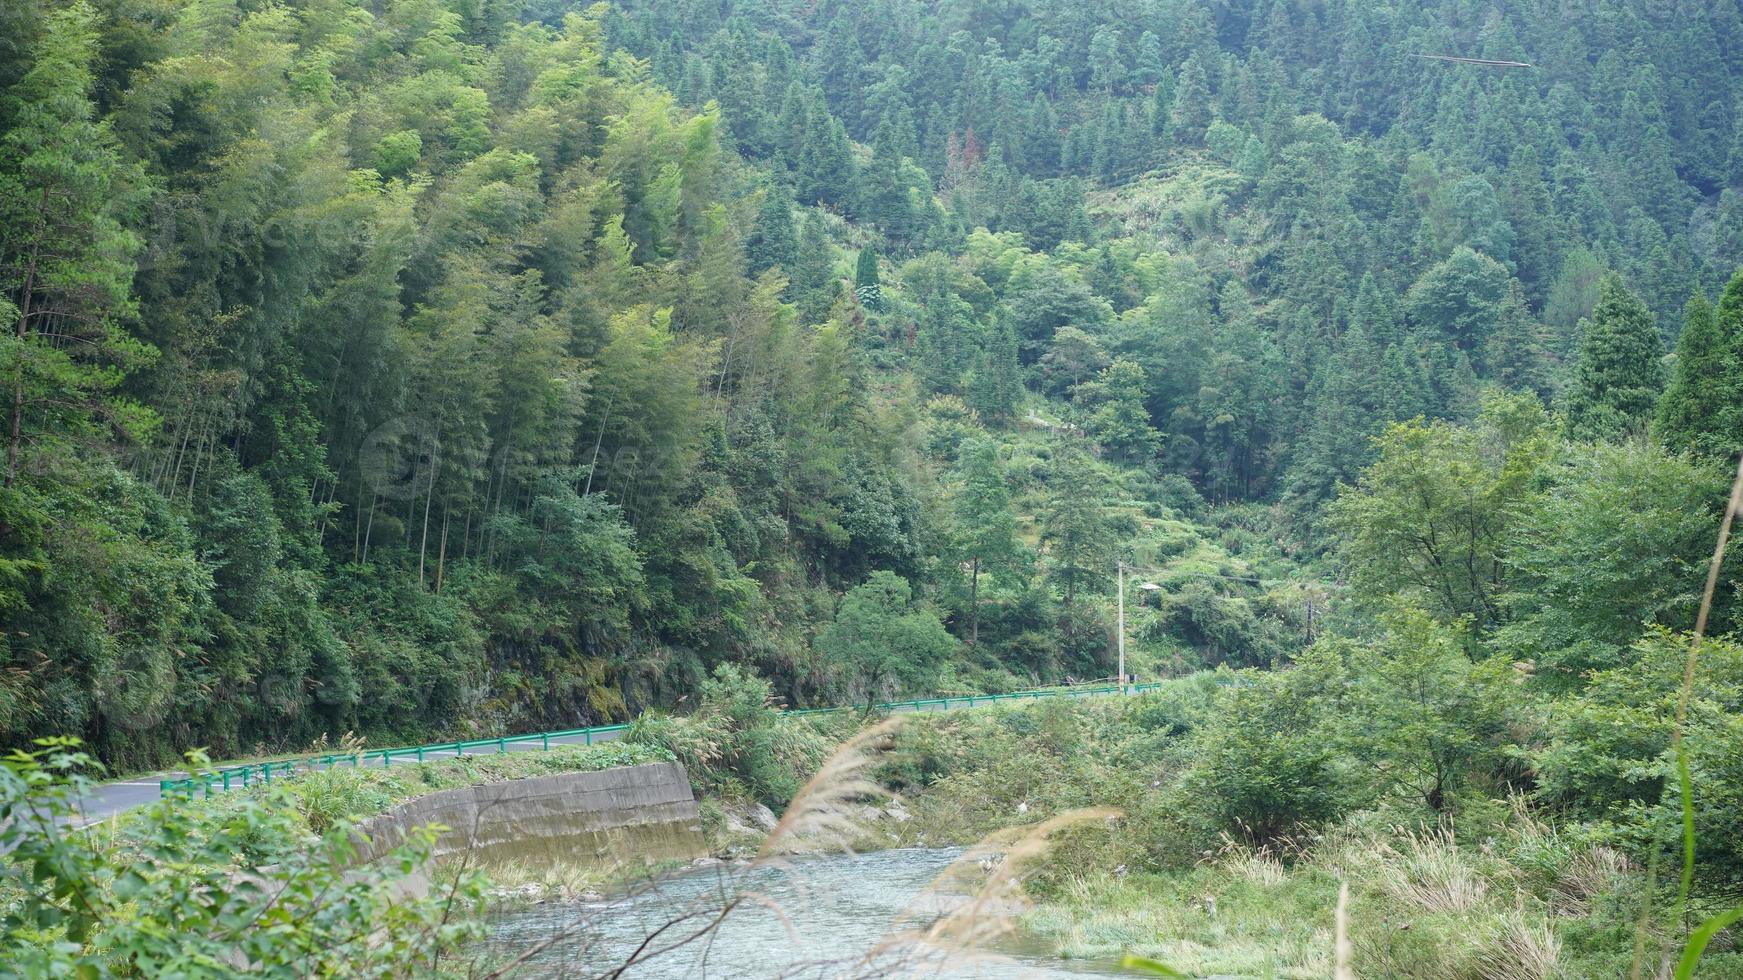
[1653,452,1743,980]
[0,738,487,977]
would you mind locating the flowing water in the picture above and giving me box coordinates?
[486,847,1126,978]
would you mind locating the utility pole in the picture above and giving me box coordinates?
[1117,561,1126,695]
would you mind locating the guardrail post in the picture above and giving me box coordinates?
[498,736,506,754]
[416,746,423,763]
[542,733,549,751]
[585,728,592,746]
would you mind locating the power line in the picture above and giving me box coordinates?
[1118,561,1309,589]
[1414,54,1534,69]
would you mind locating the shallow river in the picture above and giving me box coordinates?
[487,847,1126,978]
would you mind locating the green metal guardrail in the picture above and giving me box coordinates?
[158,682,1169,799]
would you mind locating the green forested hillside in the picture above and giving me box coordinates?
[3,0,1742,781]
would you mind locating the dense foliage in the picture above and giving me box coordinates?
[5,0,1743,972]
[877,661,1743,978]
[0,740,489,976]
[3,0,1742,816]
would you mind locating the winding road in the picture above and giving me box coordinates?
[72,683,1151,824]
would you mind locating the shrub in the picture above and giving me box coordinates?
[1531,629,1743,894]
[0,739,486,975]
[627,664,848,809]
[1177,674,1343,844]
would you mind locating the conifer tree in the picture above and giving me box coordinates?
[965,321,1021,422]
[1483,280,1554,401]
[797,105,855,209]
[1563,275,1664,443]
[854,246,883,311]
[952,438,1016,650]
[1655,278,1743,459]
[858,121,919,241]
[1076,359,1161,463]
[747,186,798,276]
[1041,443,1114,609]
[787,213,840,321]
[1169,53,1213,145]
[1020,99,1062,176]
[1148,68,1175,140]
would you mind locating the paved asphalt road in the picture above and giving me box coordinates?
[73,686,1122,825]
[73,725,634,825]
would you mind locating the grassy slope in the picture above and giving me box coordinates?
[851,687,1738,980]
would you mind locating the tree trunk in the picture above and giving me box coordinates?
[968,556,981,650]
[435,508,450,594]
[417,434,440,589]
[582,393,613,497]
[362,492,378,565]
[7,242,41,486]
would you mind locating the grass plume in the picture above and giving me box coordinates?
[757,717,902,859]
[859,807,1123,975]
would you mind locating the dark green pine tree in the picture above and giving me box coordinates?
[1655,278,1743,459]
[1090,103,1123,183]
[1021,99,1061,176]
[854,246,883,311]
[952,437,1017,650]
[788,212,841,321]
[1286,277,1408,511]
[773,80,812,169]
[965,320,1021,423]
[797,102,855,210]
[1148,67,1175,140]
[1040,443,1114,610]
[746,186,798,276]
[858,120,919,241]
[1482,280,1554,401]
[1563,274,1665,443]
[1169,53,1212,145]
[1501,144,1557,304]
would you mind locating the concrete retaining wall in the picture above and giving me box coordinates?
[357,761,707,871]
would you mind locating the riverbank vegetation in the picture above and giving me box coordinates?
[0,737,686,971]
[0,740,492,975]
[853,639,1743,978]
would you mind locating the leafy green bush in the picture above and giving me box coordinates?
[0,739,486,976]
[1176,675,1343,845]
[1305,604,1519,813]
[626,664,850,808]
[1532,629,1743,894]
